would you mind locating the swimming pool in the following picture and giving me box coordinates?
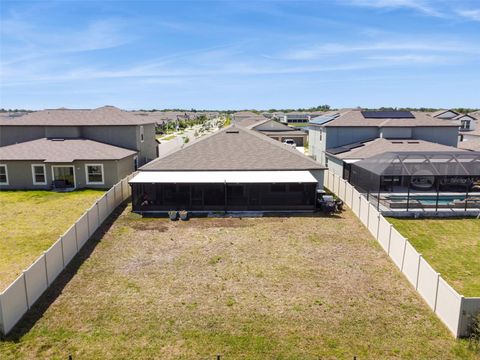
[386,195,466,206]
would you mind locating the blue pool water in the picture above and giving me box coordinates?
[387,195,466,206]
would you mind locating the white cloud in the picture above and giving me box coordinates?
[456,9,480,21]
[341,0,444,17]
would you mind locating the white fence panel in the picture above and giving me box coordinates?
[45,239,64,284]
[345,182,353,207]
[417,258,439,309]
[435,278,462,336]
[75,214,89,249]
[389,228,406,269]
[377,216,391,252]
[87,205,99,236]
[122,179,129,201]
[352,190,361,216]
[359,197,369,226]
[338,179,346,201]
[332,174,339,195]
[106,188,115,213]
[97,196,108,223]
[402,242,420,287]
[114,183,123,207]
[62,226,77,266]
[0,275,28,334]
[367,204,379,238]
[24,255,48,307]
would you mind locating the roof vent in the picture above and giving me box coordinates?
[391,141,404,144]
[226,130,239,134]
[51,138,65,141]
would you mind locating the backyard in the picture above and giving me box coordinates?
[1,208,477,359]
[388,217,480,297]
[0,190,105,290]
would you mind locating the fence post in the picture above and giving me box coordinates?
[96,201,101,226]
[343,179,347,201]
[22,271,30,309]
[456,296,465,337]
[415,255,422,290]
[60,237,65,268]
[43,251,49,286]
[376,214,380,240]
[351,187,354,208]
[358,196,362,217]
[86,210,91,237]
[0,293,5,335]
[74,223,79,252]
[433,273,441,312]
[121,180,125,202]
[113,186,117,207]
[400,238,407,271]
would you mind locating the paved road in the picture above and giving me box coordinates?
[157,125,218,158]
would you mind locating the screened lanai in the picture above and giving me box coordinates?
[349,151,480,211]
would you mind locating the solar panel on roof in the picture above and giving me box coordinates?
[310,113,340,125]
[327,141,366,155]
[361,111,414,119]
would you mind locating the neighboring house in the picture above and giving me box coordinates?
[232,112,268,128]
[430,109,477,132]
[0,106,157,166]
[0,138,136,190]
[246,118,308,146]
[324,137,465,179]
[281,112,311,125]
[129,125,326,213]
[309,110,460,166]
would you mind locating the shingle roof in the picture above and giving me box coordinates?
[311,109,459,128]
[327,138,463,160]
[459,140,480,151]
[0,138,137,162]
[233,116,268,128]
[140,125,324,171]
[0,106,156,126]
[249,119,301,132]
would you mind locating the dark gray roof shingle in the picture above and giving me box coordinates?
[0,138,137,162]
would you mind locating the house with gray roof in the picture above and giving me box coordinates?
[324,137,465,179]
[430,109,477,133]
[246,118,308,146]
[0,106,157,190]
[129,125,326,213]
[308,109,460,166]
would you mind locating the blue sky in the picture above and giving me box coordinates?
[1,0,479,110]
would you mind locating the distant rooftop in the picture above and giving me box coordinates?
[0,138,137,162]
[309,109,459,128]
[327,138,464,160]
[0,106,156,126]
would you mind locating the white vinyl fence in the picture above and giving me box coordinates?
[0,175,133,335]
[325,171,480,338]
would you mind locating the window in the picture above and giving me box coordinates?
[85,164,104,184]
[319,129,322,141]
[0,165,8,185]
[461,120,471,130]
[31,164,47,185]
[140,125,144,142]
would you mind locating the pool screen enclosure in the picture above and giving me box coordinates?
[348,152,480,211]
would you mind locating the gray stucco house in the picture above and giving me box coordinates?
[0,106,157,190]
[309,110,460,167]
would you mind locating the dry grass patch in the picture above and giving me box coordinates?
[1,208,477,359]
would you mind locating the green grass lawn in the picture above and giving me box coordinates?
[0,190,104,289]
[388,218,480,297]
[1,208,477,359]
